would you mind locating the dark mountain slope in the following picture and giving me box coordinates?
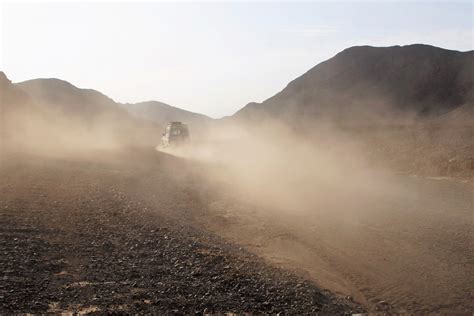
[234,45,473,124]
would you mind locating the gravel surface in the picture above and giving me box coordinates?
[0,149,363,314]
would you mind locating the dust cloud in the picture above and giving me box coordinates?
[1,94,159,160]
[160,120,404,217]
[159,120,474,313]
[3,81,472,313]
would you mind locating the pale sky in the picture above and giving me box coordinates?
[1,1,473,118]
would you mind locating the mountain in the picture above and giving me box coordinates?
[17,78,132,123]
[3,75,162,150]
[233,44,474,125]
[19,79,213,132]
[121,101,213,132]
[1,72,43,146]
[1,71,33,112]
[16,77,164,132]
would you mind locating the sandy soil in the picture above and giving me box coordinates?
[1,146,472,314]
[0,149,361,314]
[188,164,474,314]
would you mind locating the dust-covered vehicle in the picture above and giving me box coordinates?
[161,122,190,147]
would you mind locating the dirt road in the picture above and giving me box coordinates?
[189,165,474,314]
[1,147,472,313]
[0,149,360,314]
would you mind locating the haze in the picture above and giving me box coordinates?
[2,1,472,118]
[1,0,473,313]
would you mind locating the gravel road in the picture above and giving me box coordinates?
[189,161,474,314]
[0,149,361,314]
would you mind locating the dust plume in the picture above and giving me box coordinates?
[158,118,473,314]
[161,120,404,217]
[1,77,160,160]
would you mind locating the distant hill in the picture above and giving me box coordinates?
[17,78,131,123]
[2,74,162,150]
[1,72,42,146]
[121,101,213,132]
[18,78,214,133]
[16,77,164,131]
[233,44,473,125]
[1,72,30,110]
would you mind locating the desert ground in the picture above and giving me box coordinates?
[1,145,472,314]
[0,148,362,314]
[2,10,473,314]
[196,165,474,314]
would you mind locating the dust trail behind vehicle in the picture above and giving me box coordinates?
[160,121,474,313]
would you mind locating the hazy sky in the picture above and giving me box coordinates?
[1,1,473,118]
